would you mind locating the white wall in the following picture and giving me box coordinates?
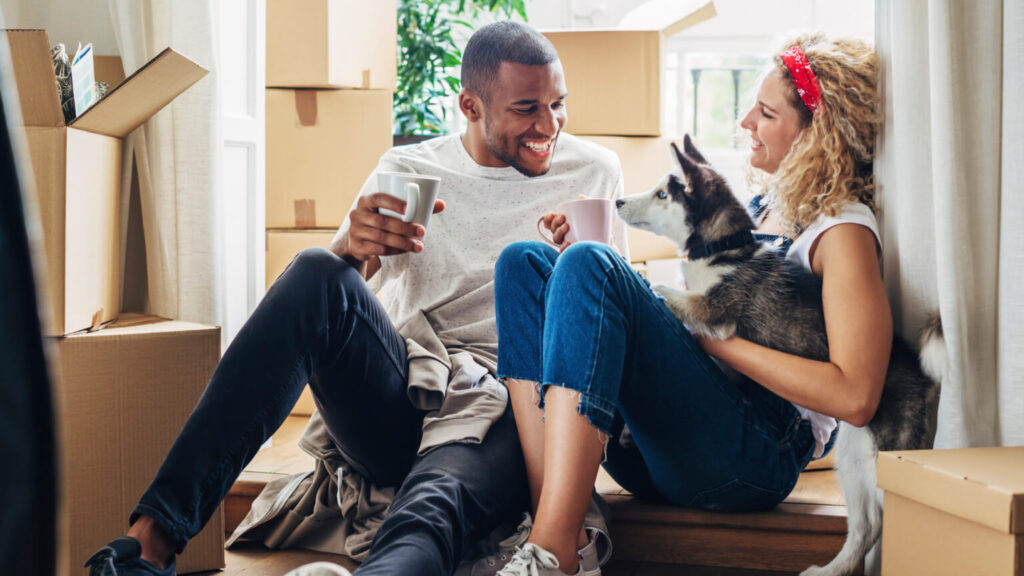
[526,0,873,39]
[0,0,119,55]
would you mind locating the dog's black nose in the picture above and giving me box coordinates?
[615,199,625,208]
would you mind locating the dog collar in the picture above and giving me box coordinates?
[687,230,756,260]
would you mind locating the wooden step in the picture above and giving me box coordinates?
[226,416,857,575]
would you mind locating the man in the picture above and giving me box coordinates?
[86,21,625,576]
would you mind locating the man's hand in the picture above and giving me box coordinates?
[339,192,446,261]
[540,213,571,252]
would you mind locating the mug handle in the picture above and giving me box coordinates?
[402,182,419,223]
[536,215,560,247]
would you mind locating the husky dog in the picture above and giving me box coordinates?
[616,136,944,576]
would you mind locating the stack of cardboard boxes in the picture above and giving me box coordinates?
[264,0,397,415]
[2,29,224,575]
[541,0,716,266]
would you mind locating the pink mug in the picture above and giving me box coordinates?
[536,198,614,247]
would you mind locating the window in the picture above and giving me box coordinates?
[668,52,769,151]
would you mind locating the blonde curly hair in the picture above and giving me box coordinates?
[750,33,882,234]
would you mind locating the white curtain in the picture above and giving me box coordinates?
[875,0,1023,448]
[108,0,223,327]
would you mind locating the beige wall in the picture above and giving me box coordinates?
[1,0,119,55]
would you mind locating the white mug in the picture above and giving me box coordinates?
[377,172,442,233]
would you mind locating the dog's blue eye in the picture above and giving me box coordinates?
[657,191,668,200]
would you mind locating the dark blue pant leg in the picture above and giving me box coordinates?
[131,248,422,550]
[356,405,529,576]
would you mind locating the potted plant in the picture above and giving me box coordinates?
[394,0,527,145]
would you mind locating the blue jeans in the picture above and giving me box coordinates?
[494,241,815,510]
[132,248,528,575]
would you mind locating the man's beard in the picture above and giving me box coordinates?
[483,114,555,177]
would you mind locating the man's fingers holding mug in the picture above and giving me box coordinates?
[365,192,413,219]
[552,221,570,246]
[432,199,446,214]
[351,226,423,254]
[351,206,424,239]
[541,213,562,232]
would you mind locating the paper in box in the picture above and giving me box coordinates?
[877,447,1024,575]
[266,0,397,90]
[1,29,208,335]
[543,0,716,136]
[266,88,392,229]
[53,315,224,575]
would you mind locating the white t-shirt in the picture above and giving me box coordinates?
[785,202,881,457]
[334,132,628,369]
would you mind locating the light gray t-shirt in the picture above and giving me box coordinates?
[333,132,628,370]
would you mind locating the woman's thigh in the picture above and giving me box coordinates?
[597,266,814,510]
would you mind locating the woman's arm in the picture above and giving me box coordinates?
[698,223,892,427]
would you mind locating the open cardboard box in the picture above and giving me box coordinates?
[2,29,207,335]
[878,447,1024,575]
[543,0,716,136]
[266,0,397,90]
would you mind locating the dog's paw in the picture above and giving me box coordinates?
[799,565,847,576]
[651,282,681,298]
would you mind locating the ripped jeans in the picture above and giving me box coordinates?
[494,241,816,510]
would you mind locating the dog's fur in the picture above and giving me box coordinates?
[616,136,945,576]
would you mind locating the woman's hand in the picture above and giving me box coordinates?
[540,212,572,252]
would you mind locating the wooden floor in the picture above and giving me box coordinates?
[216,416,850,576]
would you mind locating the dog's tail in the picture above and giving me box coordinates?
[919,313,947,385]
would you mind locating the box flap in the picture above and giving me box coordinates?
[618,0,716,36]
[70,47,208,138]
[878,448,1024,534]
[1,29,64,128]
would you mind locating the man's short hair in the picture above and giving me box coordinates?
[461,21,559,103]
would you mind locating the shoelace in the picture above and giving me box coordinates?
[499,544,560,576]
[84,545,119,576]
[482,513,533,567]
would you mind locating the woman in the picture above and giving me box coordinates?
[491,33,885,576]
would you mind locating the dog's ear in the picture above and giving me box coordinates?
[683,134,708,165]
[671,141,700,184]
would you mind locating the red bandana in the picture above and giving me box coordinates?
[780,46,822,114]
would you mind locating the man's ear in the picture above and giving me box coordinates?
[459,90,483,123]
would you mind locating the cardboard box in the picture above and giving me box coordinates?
[266,88,392,228]
[267,0,397,90]
[2,30,207,334]
[265,229,337,289]
[543,0,716,136]
[267,230,338,416]
[54,315,224,575]
[578,135,681,262]
[877,447,1024,575]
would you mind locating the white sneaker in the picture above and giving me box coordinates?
[496,544,582,576]
[456,513,534,576]
[577,533,602,576]
[283,562,353,576]
[456,514,604,576]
